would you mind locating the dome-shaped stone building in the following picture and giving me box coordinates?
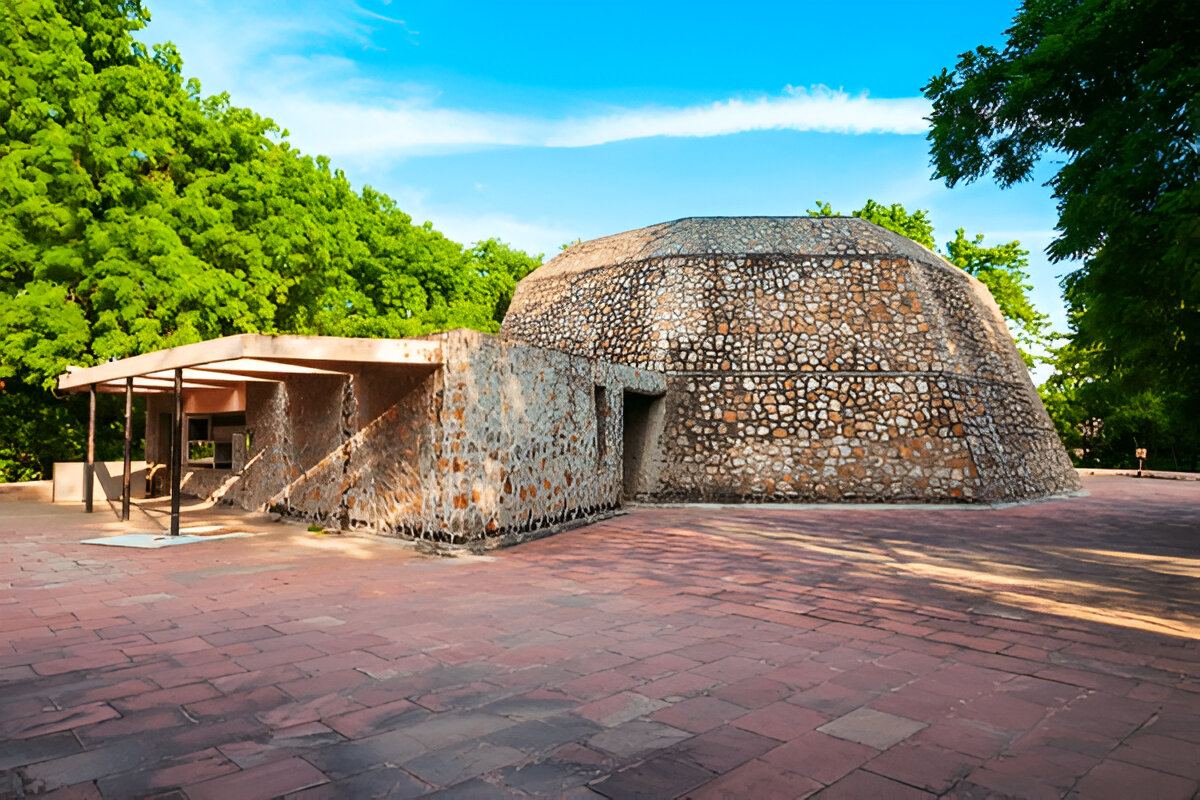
[502,216,1081,504]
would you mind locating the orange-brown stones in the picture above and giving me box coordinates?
[504,216,1080,505]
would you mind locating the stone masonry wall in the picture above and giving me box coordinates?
[503,217,1081,503]
[428,330,664,541]
[151,330,665,542]
[264,331,663,541]
[266,370,440,535]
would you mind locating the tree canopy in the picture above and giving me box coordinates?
[807,199,1048,364]
[0,0,541,480]
[925,0,1200,470]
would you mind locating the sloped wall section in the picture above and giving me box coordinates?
[157,330,664,542]
[502,217,1081,503]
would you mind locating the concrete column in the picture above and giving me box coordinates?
[122,377,133,521]
[84,384,96,513]
[171,369,182,536]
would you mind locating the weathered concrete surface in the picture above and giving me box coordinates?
[51,462,147,503]
[157,330,665,543]
[269,369,440,537]
[503,217,1081,504]
[1078,468,1200,481]
[0,476,1196,798]
[428,330,664,540]
[0,480,51,502]
[57,333,441,391]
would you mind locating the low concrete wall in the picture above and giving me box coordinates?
[0,481,53,502]
[53,461,147,502]
[1077,468,1200,482]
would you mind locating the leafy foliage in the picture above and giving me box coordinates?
[807,199,1047,364]
[924,0,1200,470]
[0,0,541,480]
[809,199,937,251]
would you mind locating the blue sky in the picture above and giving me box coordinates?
[141,0,1074,374]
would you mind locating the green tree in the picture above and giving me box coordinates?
[0,0,542,480]
[924,0,1200,469]
[807,199,1047,365]
[945,229,1048,358]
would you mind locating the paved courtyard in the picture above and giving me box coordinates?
[1,475,1198,799]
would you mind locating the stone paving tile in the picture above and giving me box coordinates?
[283,765,432,799]
[814,768,935,799]
[910,717,1013,760]
[183,755,328,800]
[93,748,238,798]
[216,721,346,769]
[34,782,105,800]
[20,741,160,794]
[863,740,981,794]
[590,752,716,799]
[0,732,83,772]
[405,740,526,788]
[817,706,928,750]
[664,724,779,774]
[588,720,693,759]
[484,714,604,755]
[786,680,875,716]
[1073,758,1199,800]
[494,753,608,794]
[683,758,822,799]
[649,695,747,733]
[730,699,828,741]
[576,691,666,727]
[0,703,120,740]
[1,476,1198,798]
[760,730,878,785]
[299,728,426,780]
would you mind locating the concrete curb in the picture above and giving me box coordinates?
[1077,468,1200,482]
[627,490,1087,513]
[0,480,52,502]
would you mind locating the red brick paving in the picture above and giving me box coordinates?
[1,475,1198,798]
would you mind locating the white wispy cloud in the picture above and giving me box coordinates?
[547,86,929,147]
[140,0,930,257]
[144,3,929,166]
[246,85,929,166]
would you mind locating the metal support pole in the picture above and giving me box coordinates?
[85,384,96,513]
[122,377,133,521]
[171,368,182,536]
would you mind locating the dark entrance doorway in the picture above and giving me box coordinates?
[622,391,665,501]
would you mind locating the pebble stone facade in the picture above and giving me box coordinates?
[155,331,663,543]
[502,217,1081,504]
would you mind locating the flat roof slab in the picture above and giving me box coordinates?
[57,334,443,391]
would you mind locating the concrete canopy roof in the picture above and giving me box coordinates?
[56,334,442,394]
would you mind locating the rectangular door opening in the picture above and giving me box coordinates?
[622,391,665,501]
